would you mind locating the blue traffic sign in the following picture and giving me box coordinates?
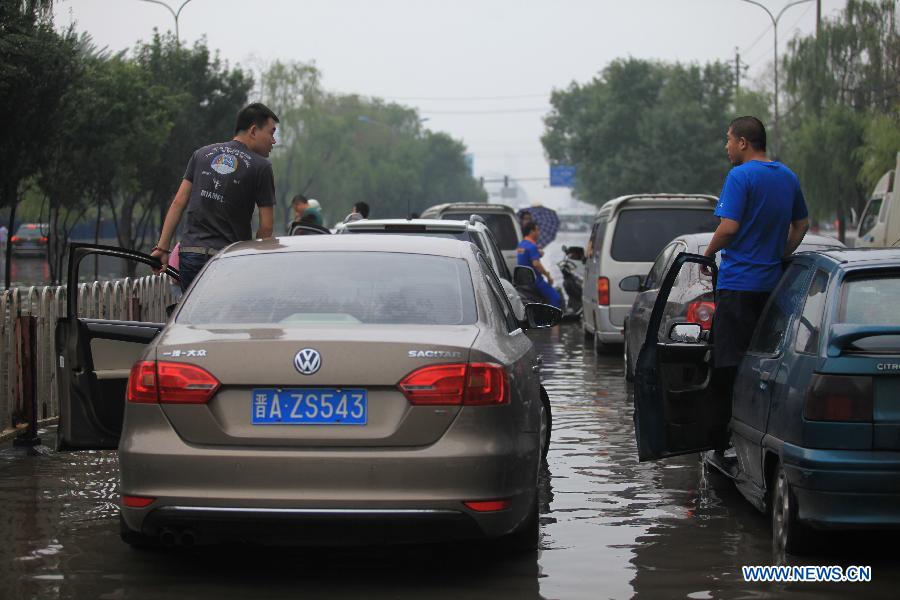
[550,165,576,188]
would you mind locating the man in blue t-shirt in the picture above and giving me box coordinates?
[517,223,562,308]
[703,117,809,436]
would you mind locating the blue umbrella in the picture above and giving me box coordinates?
[518,206,560,248]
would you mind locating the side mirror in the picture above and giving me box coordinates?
[565,246,585,261]
[522,303,562,330]
[513,265,536,287]
[619,275,644,292]
[669,323,702,343]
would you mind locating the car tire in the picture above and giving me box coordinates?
[539,387,552,463]
[119,514,156,550]
[593,329,615,355]
[623,335,634,382]
[770,463,812,555]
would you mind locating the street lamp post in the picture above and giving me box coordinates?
[136,0,194,42]
[738,0,814,157]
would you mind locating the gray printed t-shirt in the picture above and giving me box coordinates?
[180,140,275,251]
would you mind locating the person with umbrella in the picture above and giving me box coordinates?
[517,222,562,308]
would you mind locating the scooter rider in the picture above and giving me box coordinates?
[517,223,562,308]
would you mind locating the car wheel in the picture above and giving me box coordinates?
[771,464,811,555]
[119,514,156,550]
[539,387,552,463]
[593,329,615,355]
[623,335,634,382]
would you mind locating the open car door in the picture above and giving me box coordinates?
[56,244,179,450]
[633,252,725,461]
[289,223,331,235]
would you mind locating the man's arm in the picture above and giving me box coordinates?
[783,217,810,256]
[703,218,740,259]
[257,206,274,239]
[151,179,192,271]
[531,258,553,285]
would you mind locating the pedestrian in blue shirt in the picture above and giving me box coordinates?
[517,223,562,308]
[702,117,809,446]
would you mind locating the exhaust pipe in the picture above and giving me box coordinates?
[159,528,178,548]
[180,529,197,549]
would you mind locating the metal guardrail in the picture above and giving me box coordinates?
[0,275,176,442]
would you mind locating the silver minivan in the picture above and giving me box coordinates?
[582,195,719,352]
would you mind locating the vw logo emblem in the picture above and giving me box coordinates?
[293,348,322,375]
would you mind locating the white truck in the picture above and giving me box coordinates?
[856,151,900,248]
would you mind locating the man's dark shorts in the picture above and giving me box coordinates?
[712,289,771,368]
[178,252,212,292]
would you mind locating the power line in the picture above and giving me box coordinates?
[741,21,774,55]
[383,93,549,102]
[420,107,549,115]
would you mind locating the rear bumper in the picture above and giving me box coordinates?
[591,306,624,343]
[782,442,900,530]
[136,506,489,545]
[119,404,538,543]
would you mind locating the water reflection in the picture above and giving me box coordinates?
[0,234,898,599]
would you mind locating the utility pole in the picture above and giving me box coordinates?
[137,0,194,42]
[733,47,749,96]
[738,0,815,158]
[816,0,821,38]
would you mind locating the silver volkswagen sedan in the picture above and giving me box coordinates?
[56,235,560,550]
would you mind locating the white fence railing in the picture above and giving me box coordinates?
[0,275,176,440]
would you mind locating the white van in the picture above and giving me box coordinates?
[856,151,899,248]
[419,203,522,273]
[582,194,719,352]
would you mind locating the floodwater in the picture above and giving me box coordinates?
[1,233,898,599]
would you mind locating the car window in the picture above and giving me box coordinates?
[857,199,882,237]
[794,269,829,354]
[748,264,811,355]
[14,224,50,240]
[478,230,511,280]
[610,209,718,262]
[837,274,900,352]
[443,212,518,250]
[178,252,478,326]
[478,255,518,332]
[644,243,677,290]
[591,221,607,259]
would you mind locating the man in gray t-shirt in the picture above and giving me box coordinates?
[152,103,278,290]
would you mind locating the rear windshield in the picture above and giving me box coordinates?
[611,209,718,262]
[442,213,518,250]
[837,275,900,352]
[344,229,467,241]
[14,224,48,240]
[178,252,477,326]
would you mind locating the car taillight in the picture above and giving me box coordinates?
[39,237,48,243]
[10,235,19,243]
[686,301,716,330]
[127,361,158,403]
[398,363,508,406]
[127,360,220,404]
[597,277,610,306]
[122,495,155,508]
[803,374,873,422]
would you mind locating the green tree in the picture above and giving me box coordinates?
[542,58,735,206]
[261,60,484,226]
[781,0,900,238]
[0,1,78,287]
[133,31,253,230]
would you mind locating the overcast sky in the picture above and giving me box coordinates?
[55,0,846,207]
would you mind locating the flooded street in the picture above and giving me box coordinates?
[1,234,898,599]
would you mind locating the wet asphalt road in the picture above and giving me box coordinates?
[2,234,899,599]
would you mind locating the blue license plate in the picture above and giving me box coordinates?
[251,389,367,425]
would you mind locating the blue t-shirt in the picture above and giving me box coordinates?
[516,239,544,282]
[715,160,808,292]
